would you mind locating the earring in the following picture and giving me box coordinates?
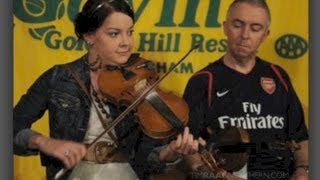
[87,41,93,46]
[87,55,101,71]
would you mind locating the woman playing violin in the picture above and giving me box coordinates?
[13,0,200,179]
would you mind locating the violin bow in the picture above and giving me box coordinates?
[54,45,199,179]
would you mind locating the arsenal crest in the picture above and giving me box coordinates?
[260,77,276,94]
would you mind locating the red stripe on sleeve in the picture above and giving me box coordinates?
[270,64,289,92]
[192,71,214,107]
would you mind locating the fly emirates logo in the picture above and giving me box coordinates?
[218,102,285,129]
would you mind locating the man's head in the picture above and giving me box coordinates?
[223,0,270,61]
[226,0,271,26]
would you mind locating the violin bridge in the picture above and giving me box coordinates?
[134,79,147,92]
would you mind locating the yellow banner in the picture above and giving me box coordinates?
[13,0,308,179]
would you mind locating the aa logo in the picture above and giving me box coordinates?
[275,34,308,59]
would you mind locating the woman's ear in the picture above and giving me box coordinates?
[83,33,94,46]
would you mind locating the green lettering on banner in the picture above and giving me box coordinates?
[156,62,167,73]
[156,62,193,74]
[43,29,87,51]
[190,33,227,53]
[173,33,180,52]
[14,0,224,51]
[157,34,166,51]
[155,0,176,27]
[138,33,157,51]
[138,33,180,52]
[155,0,221,27]
[67,0,82,21]
[179,0,200,27]
[170,63,181,73]
[206,39,218,52]
[45,30,62,49]
[63,36,77,50]
[205,0,221,27]
[75,40,89,51]
[191,34,205,52]
[28,26,56,40]
[130,0,150,22]
[180,63,193,73]
[219,39,227,52]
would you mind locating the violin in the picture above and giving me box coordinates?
[204,126,250,172]
[95,46,252,179]
[152,126,250,180]
[97,49,250,179]
[54,47,198,179]
[97,54,189,139]
[83,45,199,144]
[55,45,245,179]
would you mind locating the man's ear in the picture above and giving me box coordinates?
[265,29,270,36]
[262,29,270,42]
[222,21,227,36]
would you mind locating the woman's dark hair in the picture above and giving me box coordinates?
[74,0,134,40]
